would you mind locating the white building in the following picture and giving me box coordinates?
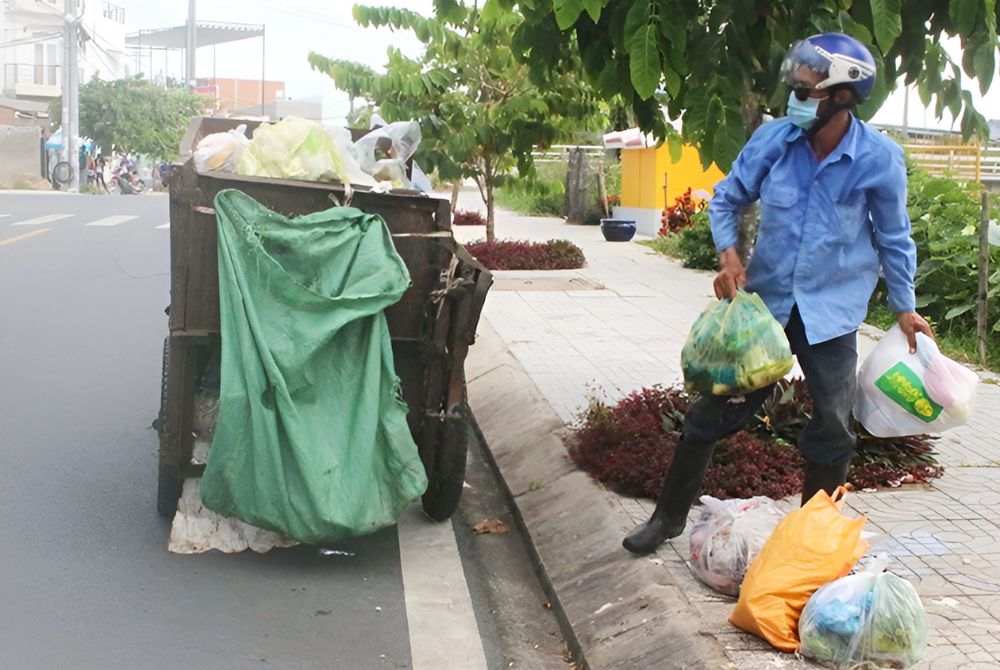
[1,0,129,102]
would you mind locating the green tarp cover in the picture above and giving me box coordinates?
[200,189,428,543]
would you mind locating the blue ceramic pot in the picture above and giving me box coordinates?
[600,218,637,242]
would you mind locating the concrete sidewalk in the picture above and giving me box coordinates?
[457,191,1000,669]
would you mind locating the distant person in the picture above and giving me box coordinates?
[95,157,109,193]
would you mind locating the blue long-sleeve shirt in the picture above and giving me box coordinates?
[709,116,917,345]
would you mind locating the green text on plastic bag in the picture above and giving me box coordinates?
[199,189,428,544]
[681,291,793,395]
[874,362,943,423]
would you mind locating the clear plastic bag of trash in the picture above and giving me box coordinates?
[193,124,250,173]
[799,554,928,669]
[689,496,788,596]
[854,325,977,437]
[353,120,422,187]
[682,291,794,395]
[236,116,366,193]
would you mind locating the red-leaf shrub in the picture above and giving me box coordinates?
[658,188,707,237]
[566,381,943,501]
[464,239,586,270]
[452,209,487,226]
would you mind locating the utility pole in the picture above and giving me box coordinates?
[62,0,80,192]
[1,0,7,95]
[186,0,196,89]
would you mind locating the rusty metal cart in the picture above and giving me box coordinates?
[156,117,492,524]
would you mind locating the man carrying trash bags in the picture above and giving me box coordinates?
[624,32,935,556]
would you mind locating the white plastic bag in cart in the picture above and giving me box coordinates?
[688,496,788,596]
[193,124,249,173]
[854,325,978,437]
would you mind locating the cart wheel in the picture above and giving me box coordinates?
[421,414,469,522]
[156,336,182,518]
[157,466,183,518]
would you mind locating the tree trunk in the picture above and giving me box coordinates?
[486,179,495,242]
[450,179,461,212]
[737,89,765,264]
[483,155,495,242]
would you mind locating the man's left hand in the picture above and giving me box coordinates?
[897,311,934,354]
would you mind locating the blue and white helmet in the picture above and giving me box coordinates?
[780,33,877,101]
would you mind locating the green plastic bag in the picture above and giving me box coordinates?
[682,291,793,395]
[200,189,428,544]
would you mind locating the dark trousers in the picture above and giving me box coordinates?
[681,305,858,466]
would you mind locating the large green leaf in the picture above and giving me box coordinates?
[667,131,683,163]
[950,0,981,37]
[974,41,996,94]
[624,0,652,41]
[870,0,902,52]
[554,0,584,30]
[945,303,976,320]
[713,109,747,172]
[582,0,605,22]
[629,24,662,100]
[663,62,681,97]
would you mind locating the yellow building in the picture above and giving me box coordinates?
[604,128,725,236]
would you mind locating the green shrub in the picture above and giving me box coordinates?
[676,211,718,270]
[495,162,567,216]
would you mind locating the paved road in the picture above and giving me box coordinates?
[0,192,565,670]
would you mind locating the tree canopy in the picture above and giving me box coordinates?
[309,0,605,240]
[501,0,998,170]
[51,76,209,159]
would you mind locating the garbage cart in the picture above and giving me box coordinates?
[156,117,492,525]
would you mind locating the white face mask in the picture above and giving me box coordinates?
[786,92,823,129]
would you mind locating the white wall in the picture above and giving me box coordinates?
[2,0,127,96]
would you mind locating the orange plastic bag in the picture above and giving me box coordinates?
[729,487,868,652]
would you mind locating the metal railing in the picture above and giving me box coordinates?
[3,63,61,87]
[102,1,125,23]
[903,143,1000,184]
[531,144,605,164]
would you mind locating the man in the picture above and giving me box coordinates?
[623,33,934,555]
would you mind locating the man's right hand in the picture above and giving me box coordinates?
[713,247,746,299]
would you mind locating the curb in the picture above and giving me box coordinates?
[467,320,735,670]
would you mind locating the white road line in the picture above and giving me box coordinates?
[11,214,74,226]
[156,223,170,229]
[397,506,488,670]
[84,215,139,227]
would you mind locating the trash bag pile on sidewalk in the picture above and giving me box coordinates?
[799,554,928,669]
[689,488,930,668]
[682,290,794,395]
[688,496,788,596]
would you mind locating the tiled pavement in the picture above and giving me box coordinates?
[452,191,1000,668]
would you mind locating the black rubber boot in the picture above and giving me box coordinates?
[800,460,851,506]
[622,440,715,555]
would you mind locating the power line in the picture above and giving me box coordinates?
[241,0,360,30]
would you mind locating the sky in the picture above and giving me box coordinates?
[118,0,436,123]
[115,1,998,130]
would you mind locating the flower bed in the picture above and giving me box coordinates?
[464,239,586,270]
[567,381,943,501]
[452,209,487,226]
